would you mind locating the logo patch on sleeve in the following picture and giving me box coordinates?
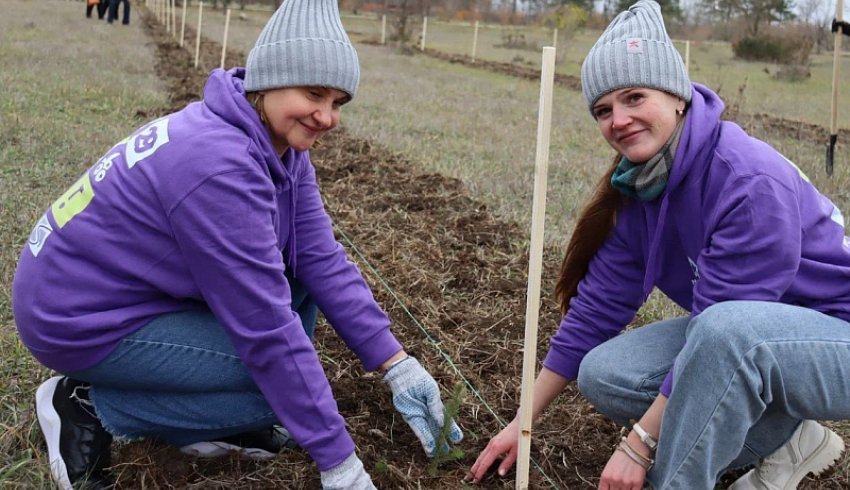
[28,214,53,257]
[125,118,170,169]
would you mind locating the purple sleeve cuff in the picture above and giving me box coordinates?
[659,369,673,397]
[542,347,582,381]
[353,328,404,372]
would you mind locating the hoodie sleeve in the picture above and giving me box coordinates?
[168,166,354,472]
[658,173,801,396]
[290,155,403,371]
[543,212,646,380]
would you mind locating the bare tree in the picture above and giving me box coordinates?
[699,0,794,35]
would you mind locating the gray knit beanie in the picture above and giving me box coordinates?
[244,0,360,98]
[581,0,690,112]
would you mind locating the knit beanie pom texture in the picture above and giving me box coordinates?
[581,0,691,112]
[245,0,360,98]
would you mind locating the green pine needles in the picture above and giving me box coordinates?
[428,381,467,475]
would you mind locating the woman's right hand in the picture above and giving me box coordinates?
[320,453,375,490]
[465,418,520,483]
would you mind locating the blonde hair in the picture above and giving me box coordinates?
[246,92,268,127]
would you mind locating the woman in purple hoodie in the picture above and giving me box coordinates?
[468,1,850,489]
[13,1,461,489]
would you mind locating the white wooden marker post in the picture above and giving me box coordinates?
[420,16,428,51]
[381,14,386,45]
[685,40,690,74]
[180,0,188,47]
[165,0,171,33]
[194,2,204,68]
[221,8,231,69]
[516,45,556,490]
[828,0,845,175]
[472,20,479,61]
[171,0,177,37]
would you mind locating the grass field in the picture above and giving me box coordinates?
[3,0,850,488]
[0,0,168,485]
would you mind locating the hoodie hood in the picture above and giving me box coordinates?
[640,83,724,297]
[202,67,303,274]
[202,68,289,187]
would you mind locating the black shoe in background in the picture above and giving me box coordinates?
[36,377,113,490]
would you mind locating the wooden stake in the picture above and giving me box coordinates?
[685,40,690,74]
[828,0,844,175]
[472,20,479,61]
[420,16,428,51]
[221,8,231,69]
[381,14,386,45]
[165,0,170,33]
[171,0,176,37]
[180,0,187,48]
[194,1,203,68]
[516,45,556,490]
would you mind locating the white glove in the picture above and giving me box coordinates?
[383,356,463,457]
[320,453,376,490]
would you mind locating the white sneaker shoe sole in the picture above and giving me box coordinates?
[782,426,845,490]
[36,376,73,490]
[732,423,845,490]
[179,441,276,460]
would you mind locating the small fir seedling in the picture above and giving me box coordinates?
[428,381,467,475]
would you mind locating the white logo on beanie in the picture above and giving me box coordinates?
[627,38,643,54]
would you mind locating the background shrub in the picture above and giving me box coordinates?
[732,28,813,65]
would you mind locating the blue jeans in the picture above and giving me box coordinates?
[107,0,130,24]
[576,300,850,489]
[65,273,318,446]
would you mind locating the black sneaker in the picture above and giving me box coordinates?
[36,377,113,490]
[180,426,297,459]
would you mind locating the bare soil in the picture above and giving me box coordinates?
[106,8,843,489]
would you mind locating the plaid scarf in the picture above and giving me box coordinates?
[611,120,684,201]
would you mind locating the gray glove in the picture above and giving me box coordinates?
[320,453,375,490]
[383,356,463,457]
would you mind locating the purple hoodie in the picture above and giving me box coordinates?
[12,68,402,471]
[544,83,850,396]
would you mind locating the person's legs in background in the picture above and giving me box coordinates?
[119,0,130,25]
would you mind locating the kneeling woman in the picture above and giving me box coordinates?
[468,1,850,489]
[13,1,461,489]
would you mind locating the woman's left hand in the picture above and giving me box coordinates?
[598,448,647,490]
[383,356,463,457]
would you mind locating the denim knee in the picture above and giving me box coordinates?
[577,347,613,405]
[686,301,765,353]
[577,347,634,424]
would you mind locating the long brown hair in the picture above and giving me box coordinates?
[554,154,624,315]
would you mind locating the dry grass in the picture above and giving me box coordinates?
[0,0,167,485]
